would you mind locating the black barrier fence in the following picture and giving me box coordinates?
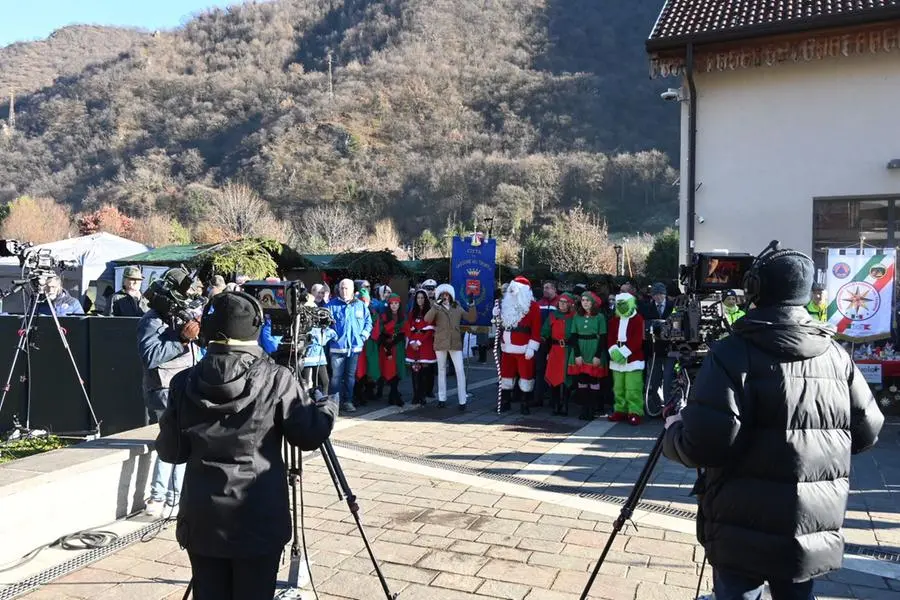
[0,315,146,437]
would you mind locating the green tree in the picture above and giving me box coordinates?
[644,228,680,282]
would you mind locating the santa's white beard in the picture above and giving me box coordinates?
[501,281,533,328]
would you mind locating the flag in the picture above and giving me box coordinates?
[826,248,895,341]
[451,235,496,330]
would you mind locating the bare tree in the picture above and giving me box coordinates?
[294,203,366,252]
[206,182,292,242]
[1,196,73,243]
[367,218,402,254]
[544,206,616,274]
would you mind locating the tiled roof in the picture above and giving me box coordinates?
[648,0,900,49]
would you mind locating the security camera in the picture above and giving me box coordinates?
[697,215,706,224]
[660,88,681,102]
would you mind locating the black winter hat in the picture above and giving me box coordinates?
[756,251,814,307]
[203,292,263,342]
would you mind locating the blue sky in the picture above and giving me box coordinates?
[1,0,245,47]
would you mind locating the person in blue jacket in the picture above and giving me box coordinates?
[327,278,372,413]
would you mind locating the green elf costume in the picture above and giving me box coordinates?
[607,292,645,426]
[566,292,608,421]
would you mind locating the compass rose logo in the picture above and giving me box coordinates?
[836,281,881,321]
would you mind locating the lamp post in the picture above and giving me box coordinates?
[613,245,624,277]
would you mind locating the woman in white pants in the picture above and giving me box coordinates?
[426,284,477,410]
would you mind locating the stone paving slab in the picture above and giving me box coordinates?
[18,457,896,600]
[336,366,900,554]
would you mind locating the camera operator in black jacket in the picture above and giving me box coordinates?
[663,246,884,600]
[155,291,338,600]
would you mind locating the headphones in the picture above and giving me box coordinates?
[742,240,813,305]
[198,290,265,346]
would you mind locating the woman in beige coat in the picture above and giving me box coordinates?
[425,284,478,410]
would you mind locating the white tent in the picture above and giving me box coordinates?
[0,233,148,313]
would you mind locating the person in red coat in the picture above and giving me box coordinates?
[404,290,436,406]
[492,276,542,414]
[378,294,406,406]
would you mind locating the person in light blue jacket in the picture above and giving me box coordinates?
[302,325,337,397]
[327,279,372,413]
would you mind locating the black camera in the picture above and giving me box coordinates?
[0,240,79,299]
[144,274,206,325]
[242,280,333,340]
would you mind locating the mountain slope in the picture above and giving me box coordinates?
[0,25,148,95]
[0,0,678,237]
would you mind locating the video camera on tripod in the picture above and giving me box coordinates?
[0,239,79,298]
[241,280,334,348]
[649,251,755,361]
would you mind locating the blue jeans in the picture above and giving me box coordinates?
[151,456,185,504]
[329,352,360,404]
[713,569,815,600]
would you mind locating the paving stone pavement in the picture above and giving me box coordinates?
[13,364,900,599]
[18,457,898,600]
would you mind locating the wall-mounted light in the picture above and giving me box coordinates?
[888,159,900,170]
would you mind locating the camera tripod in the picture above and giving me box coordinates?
[580,365,696,600]
[0,282,100,444]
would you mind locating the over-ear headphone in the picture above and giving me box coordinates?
[198,290,265,346]
[742,240,813,304]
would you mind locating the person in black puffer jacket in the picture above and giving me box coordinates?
[156,291,338,600]
[663,244,884,600]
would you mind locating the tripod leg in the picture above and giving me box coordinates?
[46,307,101,435]
[320,440,397,600]
[0,298,40,423]
[579,429,666,600]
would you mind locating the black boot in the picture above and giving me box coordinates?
[521,391,532,415]
[364,380,376,404]
[375,378,385,401]
[551,386,562,415]
[478,346,487,363]
[388,378,402,406]
[578,387,594,421]
[353,378,365,405]
[500,389,512,412]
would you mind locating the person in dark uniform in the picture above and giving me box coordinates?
[107,266,148,316]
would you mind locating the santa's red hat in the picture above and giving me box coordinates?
[512,276,531,287]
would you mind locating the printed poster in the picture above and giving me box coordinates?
[826,248,895,341]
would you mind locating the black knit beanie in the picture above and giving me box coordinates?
[203,292,263,342]
[756,251,814,307]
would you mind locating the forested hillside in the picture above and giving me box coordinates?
[0,0,678,255]
[0,25,148,95]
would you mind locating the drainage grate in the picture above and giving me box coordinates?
[0,520,174,600]
[333,440,900,563]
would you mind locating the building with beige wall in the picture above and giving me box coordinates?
[646,1,900,272]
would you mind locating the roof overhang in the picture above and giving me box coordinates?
[646,4,900,53]
[647,17,900,78]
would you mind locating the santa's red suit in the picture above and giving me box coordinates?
[495,277,542,412]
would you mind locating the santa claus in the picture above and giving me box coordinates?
[493,276,542,413]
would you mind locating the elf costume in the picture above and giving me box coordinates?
[354,292,382,405]
[607,292,645,426]
[378,294,407,406]
[566,292,609,421]
[542,293,574,415]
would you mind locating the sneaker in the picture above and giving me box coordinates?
[143,499,166,518]
[341,402,357,413]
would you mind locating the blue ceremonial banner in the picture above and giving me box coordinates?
[451,235,496,329]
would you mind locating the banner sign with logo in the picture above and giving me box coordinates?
[826,248,895,341]
[451,235,496,330]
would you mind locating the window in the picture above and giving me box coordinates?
[813,197,895,271]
